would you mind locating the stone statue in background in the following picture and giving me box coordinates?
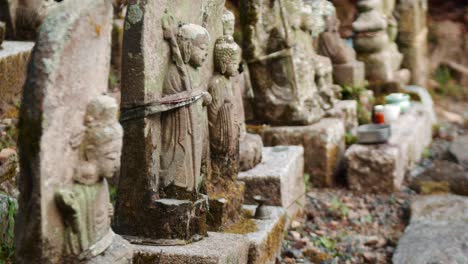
[314,0,366,87]
[353,0,410,86]
[55,96,126,262]
[205,9,246,230]
[241,0,324,125]
[221,9,263,171]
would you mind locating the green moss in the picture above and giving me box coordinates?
[223,210,258,235]
[420,181,450,195]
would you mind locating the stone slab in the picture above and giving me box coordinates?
[346,103,434,193]
[326,100,359,133]
[238,146,305,220]
[132,206,286,264]
[0,41,34,118]
[393,195,468,264]
[259,118,346,187]
[133,232,250,264]
[243,205,287,264]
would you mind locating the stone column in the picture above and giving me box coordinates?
[114,0,226,245]
[15,0,132,263]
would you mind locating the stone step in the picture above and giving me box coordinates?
[238,146,306,221]
[0,41,34,118]
[258,117,346,188]
[131,205,286,264]
[346,103,434,193]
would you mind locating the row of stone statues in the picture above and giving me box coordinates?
[13,0,417,263]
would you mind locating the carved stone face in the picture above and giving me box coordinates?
[224,53,240,77]
[190,38,209,68]
[222,10,235,36]
[93,136,122,179]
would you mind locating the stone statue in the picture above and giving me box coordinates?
[353,0,410,86]
[241,0,324,125]
[204,9,246,230]
[312,0,366,87]
[221,9,263,171]
[13,0,59,40]
[55,96,127,262]
[159,15,212,199]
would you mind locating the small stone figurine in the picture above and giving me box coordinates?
[55,95,131,262]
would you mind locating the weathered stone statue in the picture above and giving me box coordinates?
[15,1,132,263]
[55,95,130,263]
[114,1,225,244]
[313,0,366,87]
[241,0,324,125]
[353,0,410,86]
[221,9,263,171]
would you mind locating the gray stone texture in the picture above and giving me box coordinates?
[260,118,346,187]
[346,103,434,193]
[450,135,468,169]
[14,0,114,263]
[332,61,366,88]
[0,41,34,118]
[133,232,250,264]
[393,195,468,264]
[243,205,287,264]
[326,100,359,133]
[238,146,305,220]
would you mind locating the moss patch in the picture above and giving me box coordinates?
[420,181,450,195]
[223,210,258,235]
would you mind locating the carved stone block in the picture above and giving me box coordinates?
[238,146,305,220]
[260,119,346,188]
[332,61,366,88]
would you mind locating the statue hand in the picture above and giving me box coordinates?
[162,10,176,40]
[203,92,212,106]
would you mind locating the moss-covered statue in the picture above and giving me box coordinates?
[353,0,410,86]
[55,95,132,263]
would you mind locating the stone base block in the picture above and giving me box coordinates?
[259,118,346,187]
[239,133,264,172]
[326,100,359,133]
[133,232,250,264]
[243,205,287,264]
[90,234,133,264]
[333,61,365,87]
[238,146,305,220]
[0,41,34,118]
[346,103,434,193]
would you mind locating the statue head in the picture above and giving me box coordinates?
[214,36,241,77]
[306,0,337,35]
[75,95,123,184]
[177,23,211,68]
[284,0,304,29]
[222,8,235,37]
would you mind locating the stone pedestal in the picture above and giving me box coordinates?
[133,232,250,264]
[0,41,34,118]
[333,61,365,88]
[238,146,305,220]
[259,118,346,187]
[346,103,434,193]
[326,100,359,133]
[131,206,286,264]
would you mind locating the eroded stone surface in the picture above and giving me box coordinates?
[14,1,130,263]
[393,195,468,264]
[238,146,305,220]
[260,118,346,187]
[450,135,468,169]
[0,41,34,118]
[133,232,250,264]
[326,100,358,133]
[346,103,434,193]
